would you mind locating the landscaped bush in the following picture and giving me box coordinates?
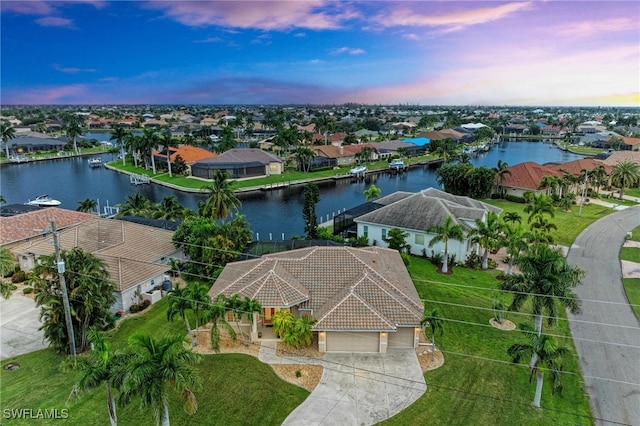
[400,252,411,266]
[129,304,140,314]
[465,253,482,270]
[21,286,33,294]
[505,194,526,203]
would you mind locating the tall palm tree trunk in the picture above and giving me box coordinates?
[431,332,436,361]
[167,155,172,177]
[161,401,170,426]
[150,148,156,174]
[533,371,544,408]
[106,383,117,426]
[183,314,195,346]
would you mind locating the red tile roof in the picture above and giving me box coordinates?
[501,162,563,191]
[154,145,217,164]
[0,208,96,245]
[547,158,613,176]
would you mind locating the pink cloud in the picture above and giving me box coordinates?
[551,18,638,38]
[372,2,533,31]
[143,1,346,30]
[402,33,420,41]
[4,84,87,104]
[36,16,75,28]
[332,47,365,55]
[1,1,106,15]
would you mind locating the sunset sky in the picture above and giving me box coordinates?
[1,1,638,106]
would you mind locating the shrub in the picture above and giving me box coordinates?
[465,253,482,270]
[295,370,302,378]
[505,194,526,203]
[400,252,411,266]
[429,250,443,266]
[21,286,33,294]
[129,304,140,314]
[490,193,501,199]
[11,271,27,283]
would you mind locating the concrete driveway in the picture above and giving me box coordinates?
[282,349,426,426]
[0,294,47,360]
[566,206,640,426]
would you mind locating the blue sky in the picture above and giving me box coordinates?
[1,1,638,106]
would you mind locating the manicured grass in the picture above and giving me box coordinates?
[625,188,640,199]
[622,278,640,320]
[383,257,593,426]
[566,145,603,155]
[0,298,308,425]
[620,247,640,263]
[486,199,614,247]
[628,225,640,242]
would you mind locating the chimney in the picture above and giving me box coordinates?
[338,145,343,155]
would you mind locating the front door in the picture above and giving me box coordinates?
[263,308,276,325]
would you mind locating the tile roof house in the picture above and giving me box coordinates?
[354,188,502,259]
[190,148,283,180]
[601,151,640,167]
[153,145,217,174]
[11,217,181,313]
[547,158,613,176]
[500,162,564,197]
[209,246,423,353]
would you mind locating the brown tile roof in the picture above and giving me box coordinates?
[0,208,96,245]
[194,148,282,166]
[11,218,175,291]
[209,246,423,331]
[501,162,563,191]
[547,158,613,176]
[601,151,640,166]
[621,137,640,147]
[312,145,353,158]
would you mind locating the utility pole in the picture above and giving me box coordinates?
[51,220,77,361]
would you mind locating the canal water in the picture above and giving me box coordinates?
[0,140,584,239]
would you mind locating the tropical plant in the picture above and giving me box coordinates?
[468,211,501,269]
[151,196,192,221]
[166,283,196,346]
[202,294,236,352]
[287,315,317,349]
[0,195,5,204]
[66,120,82,153]
[363,184,382,202]
[116,192,153,218]
[0,247,17,279]
[159,131,179,177]
[76,328,132,426]
[499,222,527,276]
[508,324,569,408]
[1,122,16,158]
[140,128,160,173]
[499,244,585,336]
[383,228,411,253]
[302,182,320,239]
[185,282,211,342]
[119,333,201,426]
[493,160,511,197]
[420,308,444,361]
[236,296,262,343]
[199,170,242,220]
[294,146,315,172]
[271,310,294,339]
[611,161,640,200]
[110,126,129,166]
[77,198,98,213]
[428,217,465,274]
[523,193,555,224]
[502,212,522,224]
[30,248,115,353]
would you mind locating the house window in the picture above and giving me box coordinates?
[363,225,368,238]
[382,228,387,240]
[415,234,425,245]
[269,163,277,171]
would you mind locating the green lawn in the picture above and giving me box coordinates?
[627,225,640,242]
[566,145,603,155]
[486,199,614,247]
[622,278,640,320]
[625,188,640,199]
[0,300,308,426]
[383,257,593,426]
[620,247,640,263]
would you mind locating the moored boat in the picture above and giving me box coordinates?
[389,159,406,170]
[348,165,367,175]
[88,157,102,167]
[25,195,62,207]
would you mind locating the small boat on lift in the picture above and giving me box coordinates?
[389,159,406,171]
[25,195,62,207]
[348,165,367,175]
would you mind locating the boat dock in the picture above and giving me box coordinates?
[130,174,150,185]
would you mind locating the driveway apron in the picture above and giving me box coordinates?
[0,294,46,360]
[566,206,640,426]
[282,349,426,426]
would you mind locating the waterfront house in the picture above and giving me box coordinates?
[190,148,283,180]
[354,187,502,259]
[152,144,217,174]
[209,246,423,353]
[11,217,181,313]
[499,162,564,197]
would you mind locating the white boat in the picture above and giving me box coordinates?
[88,157,102,167]
[25,195,62,207]
[9,155,28,163]
[348,165,367,175]
[389,159,405,170]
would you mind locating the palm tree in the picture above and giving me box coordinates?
[538,176,558,197]
[140,128,160,173]
[160,131,179,177]
[271,310,294,339]
[110,126,128,166]
[524,193,555,224]
[420,308,444,361]
[0,247,16,279]
[428,217,465,274]
[294,146,315,172]
[499,223,527,276]
[611,161,640,200]
[185,281,211,342]
[285,315,316,349]
[493,160,511,197]
[499,244,584,336]
[151,196,191,221]
[119,334,201,426]
[77,198,98,214]
[363,184,382,202]
[1,122,16,158]
[166,283,196,346]
[66,120,82,154]
[238,296,262,342]
[202,294,236,352]
[508,324,569,408]
[199,170,241,220]
[312,113,333,145]
[469,211,500,269]
[123,133,141,167]
[502,212,521,225]
[116,193,152,218]
[77,328,131,426]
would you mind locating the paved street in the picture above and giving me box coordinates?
[566,206,640,426]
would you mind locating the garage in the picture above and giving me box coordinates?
[326,331,380,353]
[388,327,415,348]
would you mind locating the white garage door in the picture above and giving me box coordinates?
[326,332,379,352]
[388,327,415,348]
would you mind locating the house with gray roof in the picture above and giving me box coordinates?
[190,148,283,180]
[354,188,502,260]
[209,246,423,353]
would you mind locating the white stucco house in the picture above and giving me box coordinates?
[354,188,502,262]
